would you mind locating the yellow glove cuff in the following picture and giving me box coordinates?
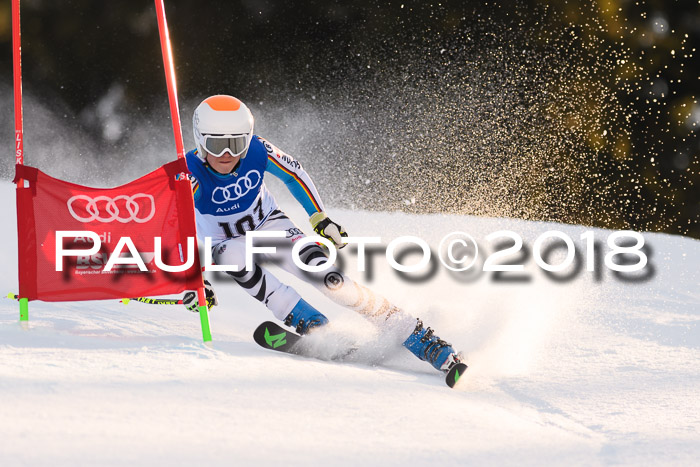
[309,211,327,228]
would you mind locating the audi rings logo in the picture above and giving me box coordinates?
[212,170,261,204]
[67,194,156,224]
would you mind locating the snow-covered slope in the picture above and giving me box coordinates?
[0,180,698,466]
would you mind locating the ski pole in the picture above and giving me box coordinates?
[120,297,183,305]
[5,292,183,306]
[5,267,209,305]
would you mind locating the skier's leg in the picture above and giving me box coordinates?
[261,216,411,327]
[212,236,328,334]
[297,246,463,369]
[250,215,463,371]
[269,216,465,371]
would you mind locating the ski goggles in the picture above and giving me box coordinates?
[200,134,250,157]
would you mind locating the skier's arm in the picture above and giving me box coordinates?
[262,137,325,215]
[262,137,347,248]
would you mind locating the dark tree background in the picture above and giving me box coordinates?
[1,0,698,237]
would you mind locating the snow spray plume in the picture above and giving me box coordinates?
[278,15,624,226]
[252,3,696,235]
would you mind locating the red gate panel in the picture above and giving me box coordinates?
[14,159,202,301]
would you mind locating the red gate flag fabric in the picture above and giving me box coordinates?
[14,159,203,301]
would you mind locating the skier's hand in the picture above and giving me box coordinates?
[183,279,218,312]
[310,212,348,249]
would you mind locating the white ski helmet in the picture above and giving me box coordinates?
[193,95,255,161]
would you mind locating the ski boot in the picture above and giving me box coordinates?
[403,319,464,372]
[284,298,329,335]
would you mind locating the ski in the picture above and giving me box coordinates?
[253,321,305,355]
[445,362,468,388]
[253,321,467,389]
[252,321,356,360]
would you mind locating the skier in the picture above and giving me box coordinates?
[182,94,464,373]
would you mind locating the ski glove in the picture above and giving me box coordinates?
[183,279,218,312]
[310,212,348,249]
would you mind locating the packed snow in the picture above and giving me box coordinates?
[0,180,698,466]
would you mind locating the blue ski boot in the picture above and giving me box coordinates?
[403,319,463,372]
[284,298,329,335]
